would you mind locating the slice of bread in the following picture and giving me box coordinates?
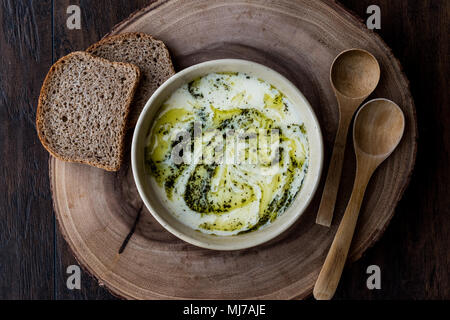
[36,51,141,171]
[87,32,175,126]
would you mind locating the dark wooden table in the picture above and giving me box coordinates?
[0,0,448,299]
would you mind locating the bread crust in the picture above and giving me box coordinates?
[86,32,176,76]
[36,51,141,171]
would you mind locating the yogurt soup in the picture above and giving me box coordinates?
[145,72,309,235]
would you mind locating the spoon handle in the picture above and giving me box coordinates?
[315,115,352,227]
[313,167,372,300]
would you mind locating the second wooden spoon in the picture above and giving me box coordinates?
[313,98,405,300]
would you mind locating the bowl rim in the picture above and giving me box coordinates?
[132,58,323,250]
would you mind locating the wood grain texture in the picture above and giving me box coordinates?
[50,0,417,299]
[335,0,449,300]
[0,0,54,299]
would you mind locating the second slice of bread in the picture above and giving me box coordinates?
[36,51,141,171]
[87,32,175,126]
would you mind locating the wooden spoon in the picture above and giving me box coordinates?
[316,49,380,227]
[313,98,405,300]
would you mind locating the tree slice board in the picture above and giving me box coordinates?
[50,0,417,299]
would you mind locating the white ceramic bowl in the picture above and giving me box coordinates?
[132,59,323,250]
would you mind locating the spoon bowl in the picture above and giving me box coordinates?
[331,49,380,99]
[354,98,405,157]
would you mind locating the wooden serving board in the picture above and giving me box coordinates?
[50,0,417,299]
